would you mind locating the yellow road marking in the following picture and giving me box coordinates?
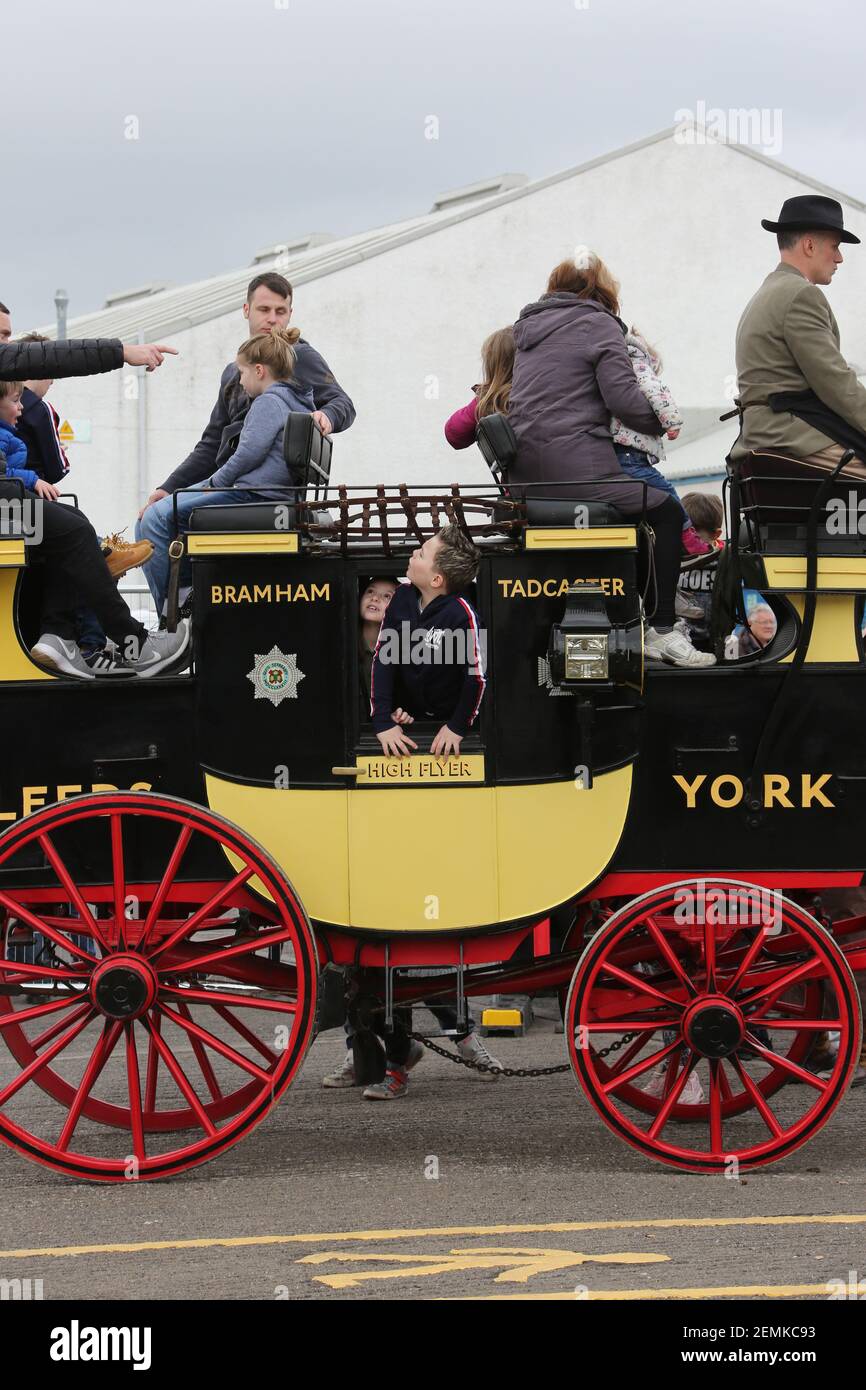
[467,1282,836,1301]
[1,1212,864,1261]
[299,1246,669,1288]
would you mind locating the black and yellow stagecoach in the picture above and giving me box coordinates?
[0,416,864,1180]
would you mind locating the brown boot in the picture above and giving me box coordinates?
[102,531,153,580]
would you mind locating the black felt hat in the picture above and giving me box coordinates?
[761,194,860,244]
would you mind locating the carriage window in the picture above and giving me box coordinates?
[357,575,401,722]
[723,590,778,662]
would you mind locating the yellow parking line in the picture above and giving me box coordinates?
[0,1212,864,1261]
[466,1282,834,1301]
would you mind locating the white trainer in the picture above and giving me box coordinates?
[645,626,716,669]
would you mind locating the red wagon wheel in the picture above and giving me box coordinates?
[565,879,861,1172]
[0,792,317,1182]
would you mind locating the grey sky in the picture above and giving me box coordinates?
[4,0,864,328]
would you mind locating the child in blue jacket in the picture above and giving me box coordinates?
[0,381,60,498]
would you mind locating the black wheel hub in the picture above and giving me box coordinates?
[91,957,156,1020]
[683,1000,745,1059]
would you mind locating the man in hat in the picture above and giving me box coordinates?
[731,194,866,473]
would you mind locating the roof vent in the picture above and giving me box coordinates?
[431,173,528,213]
[251,233,338,265]
[103,282,172,308]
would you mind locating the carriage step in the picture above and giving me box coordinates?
[481,1006,529,1037]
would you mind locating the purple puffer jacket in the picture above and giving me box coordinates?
[507,292,667,511]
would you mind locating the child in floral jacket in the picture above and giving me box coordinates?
[610,329,708,556]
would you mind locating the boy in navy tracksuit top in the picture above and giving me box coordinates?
[371,524,486,762]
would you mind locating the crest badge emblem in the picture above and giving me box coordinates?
[247,646,306,707]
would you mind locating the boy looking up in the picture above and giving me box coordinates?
[371,525,486,758]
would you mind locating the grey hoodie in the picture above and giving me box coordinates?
[208,380,314,498]
[507,292,667,512]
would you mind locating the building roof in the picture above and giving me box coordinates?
[47,125,866,342]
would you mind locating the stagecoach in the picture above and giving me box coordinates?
[0,415,864,1181]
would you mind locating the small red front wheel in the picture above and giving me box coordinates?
[565,879,861,1173]
[0,792,317,1182]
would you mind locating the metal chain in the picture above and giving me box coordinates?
[409,1029,639,1078]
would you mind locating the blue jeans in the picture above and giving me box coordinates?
[136,489,256,614]
[613,446,688,527]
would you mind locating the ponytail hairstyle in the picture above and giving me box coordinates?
[237,326,302,382]
[546,247,621,317]
[475,326,516,420]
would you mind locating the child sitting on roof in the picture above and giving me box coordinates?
[443,326,515,450]
[610,326,710,558]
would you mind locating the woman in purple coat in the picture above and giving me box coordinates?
[507,253,714,668]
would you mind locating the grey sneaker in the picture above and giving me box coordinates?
[31,634,131,680]
[321,1052,358,1088]
[456,1033,503,1078]
[121,620,191,678]
[645,625,716,669]
[363,1067,409,1100]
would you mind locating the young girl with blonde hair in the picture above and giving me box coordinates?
[444,326,515,449]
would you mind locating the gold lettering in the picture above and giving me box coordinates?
[612,579,624,596]
[511,580,526,598]
[224,585,237,603]
[711,775,743,808]
[211,586,222,603]
[498,580,511,597]
[253,585,271,602]
[764,775,793,809]
[275,585,291,601]
[672,773,706,809]
[130,782,153,793]
[294,584,309,602]
[91,784,119,794]
[527,580,541,597]
[237,585,252,603]
[557,579,570,597]
[542,579,557,596]
[802,773,834,808]
[311,583,330,601]
[22,786,48,815]
[56,784,83,801]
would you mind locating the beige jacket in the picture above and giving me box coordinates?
[731,261,866,462]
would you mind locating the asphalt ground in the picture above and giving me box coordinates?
[0,1009,865,1305]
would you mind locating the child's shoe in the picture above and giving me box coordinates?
[321,1052,358,1088]
[645,626,716,668]
[363,1066,409,1100]
[456,1032,503,1078]
[675,590,704,622]
[31,634,130,680]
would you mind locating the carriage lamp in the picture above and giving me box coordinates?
[547,585,642,690]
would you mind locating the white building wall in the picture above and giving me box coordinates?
[47,134,866,536]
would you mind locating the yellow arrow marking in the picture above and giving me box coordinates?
[299,1245,669,1289]
[0,1213,864,1261]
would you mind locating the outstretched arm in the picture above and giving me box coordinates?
[0,339,176,381]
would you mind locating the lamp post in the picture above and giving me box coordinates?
[54,289,69,341]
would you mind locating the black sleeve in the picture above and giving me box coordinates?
[0,339,124,381]
[293,342,356,434]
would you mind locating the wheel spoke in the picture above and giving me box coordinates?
[0,1008,95,1106]
[144,1011,162,1113]
[0,958,88,982]
[213,1005,280,1065]
[139,824,194,952]
[0,892,98,964]
[160,984,297,1014]
[0,993,85,1031]
[723,927,770,997]
[56,1021,122,1152]
[601,1037,682,1093]
[37,832,110,954]
[597,961,685,1010]
[757,1018,842,1031]
[741,1032,828,1090]
[703,914,717,992]
[175,1001,223,1102]
[644,915,698,998]
[741,956,828,1010]
[708,1059,724,1154]
[158,1003,272,1083]
[140,1015,218,1136]
[110,814,127,951]
[606,1031,656,1077]
[167,924,296,977]
[125,1023,146,1162]
[647,1055,698,1139]
[147,864,256,962]
[580,1018,681,1032]
[31,1000,93,1050]
[728,1053,785,1137]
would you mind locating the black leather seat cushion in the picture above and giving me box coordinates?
[188,503,297,532]
[525,498,625,526]
[738,450,866,525]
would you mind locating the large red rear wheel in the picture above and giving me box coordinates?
[0,793,317,1181]
[565,879,861,1172]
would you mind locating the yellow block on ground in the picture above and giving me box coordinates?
[481,1009,523,1029]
